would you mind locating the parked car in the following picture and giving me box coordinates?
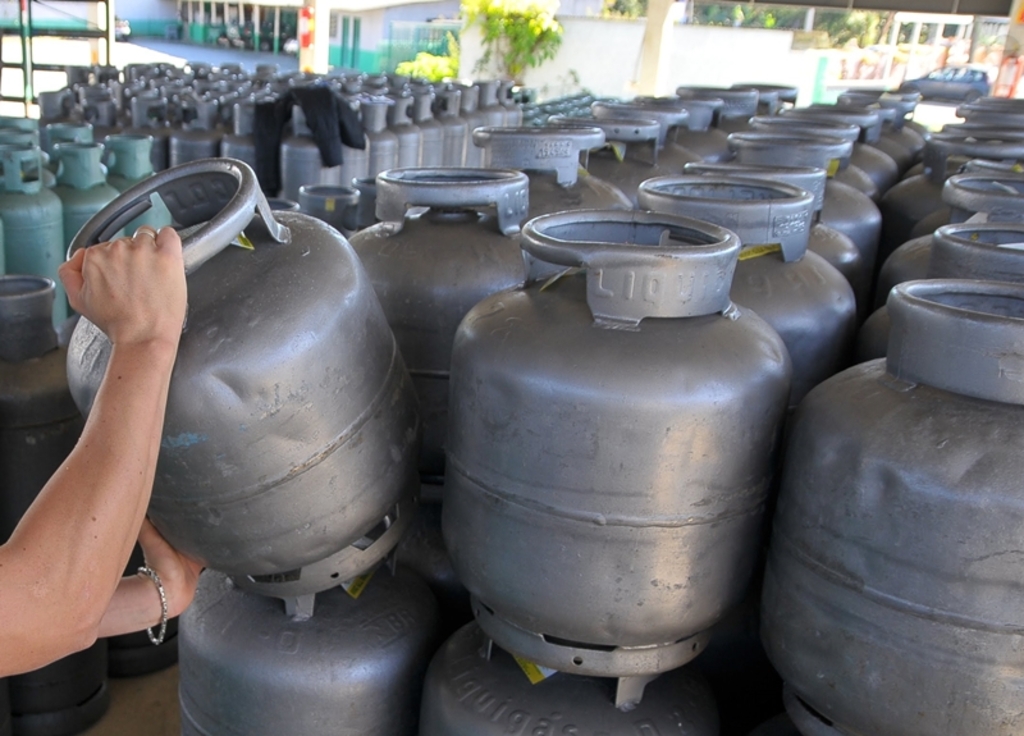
[114,17,131,41]
[900,65,991,102]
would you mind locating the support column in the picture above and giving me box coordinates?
[273,5,281,54]
[253,3,261,51]
[636,0,685,96]
[312,0,330,72]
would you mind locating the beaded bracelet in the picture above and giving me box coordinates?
[138,565,168,646]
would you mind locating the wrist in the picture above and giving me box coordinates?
[108,337,180,371]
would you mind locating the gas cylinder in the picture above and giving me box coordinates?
[436,85,468,167]
[639,176,856,407]
[764,278,1024,736]
[221,100,257,172]
[266,197,299,211]
[735,82,799,112]
[52,142,122,250]
[729,131,882,286]
[412,89,444,167]
[498,79,523,126]
[676,86,758,133]
[0,275,109,735]
[783,106,900,196]
[476,79,506,127]
[388,94,423,168]
[349,169,528,483]
[169,96,222,167]
[362,97,399,178]
[38,88,75,125]
[125,94,171,171]
[0,116,37,133]
[683,161,867,313]
[857,222,1024,362]
[41,122,93,158]
[553,116,671,206]
[354,176,378,230]
[419,624,720,735]
[591,100,699,171]
[102,134,173,233]
[65,159,421,604]
[457,83,488,167]
[298,184,360,237]
[280,104,343,202]
[664,96,733,163]
[179,568,440,736]
[749,115,879,201]
[396,501,471,638]
[0,145,66,325]
[837,92,925,171]
[474,126,632,224]
[878,131,1024,268]
[444,210,791,703]
[0,129,55,188]
[875,171,1024,307]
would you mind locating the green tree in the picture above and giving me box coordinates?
[395,32,460,82]
[463,0,564,81]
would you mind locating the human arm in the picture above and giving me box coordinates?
[0,227,188,676]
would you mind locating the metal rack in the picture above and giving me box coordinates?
[0,0,116,114]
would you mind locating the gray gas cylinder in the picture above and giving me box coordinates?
[878,131,1024,269]
[52,142,122,249]
[266,197,299,211]
[683,161,869,314]
[350,169,528,483]
[180,568,440,736]
[0,276,109,736]
[782,106,900,197]
[729,131,882,288]
[280,104,344,202]
[837,92,925,172]
[411,89,444,167]
[457,83,488,167]
[639,176,856,408]
[436,85,468,167]
[362,97,399,178]
[65,159,420,606]
[735,82,799,112]
[474,126,632,226]
[298,184,360,237]
[354,176,378,230]
[102,134,173,234]
[749,115,879,201]
[498,79,523,126]
[169,96,222,167]
[591,99,699,171]
[81,89,120,141]
[125,94,171,171]
[38,88,75,125]
[420,624,720,735]
[857,222,1024,362]
[676,86,758,133]
[875,170,1024,307]
[387,94,423,168]
[763,278,1024,736]
[666,96,733,163]
[444,210,791,707]
[553,116,671,206]
[221,100,257,172]
[475,79,506,127]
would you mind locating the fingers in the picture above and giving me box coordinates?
[132,225,158,247]
[58,248,87,313]
[154,226,182,255]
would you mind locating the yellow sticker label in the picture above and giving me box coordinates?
[1014,163,1023,173]
[609,141,627,162]
[325,197,336,212]
[342,570,374,599]
[738,243,783,261]
[513,655,557,685]
[826,158,840,178]
[232,232,255,250]
[578,165,590,178]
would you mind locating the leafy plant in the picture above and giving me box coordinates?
[395,32,460,81]
[462,0,564,81]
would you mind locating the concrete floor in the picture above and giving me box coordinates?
[83,665,181,736]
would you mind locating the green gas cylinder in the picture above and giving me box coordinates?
[102,134,172,232]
